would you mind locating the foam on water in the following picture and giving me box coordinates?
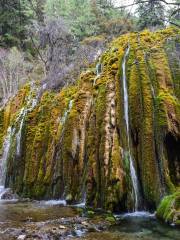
[73,201,86,208]
[115,211,155,219]
[43,199,67,206]
[0,185,6,199]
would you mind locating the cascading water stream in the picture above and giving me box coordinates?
[16,84,39,157]
[0,83,39,199]
[122,46,140,211]
[60,100,73,125]
[0,127,15,198]
[96,61,101,77]
[93,58,102,86]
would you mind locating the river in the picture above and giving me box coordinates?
[0,200,179,240]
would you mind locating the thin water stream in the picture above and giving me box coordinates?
[122,46,140,211]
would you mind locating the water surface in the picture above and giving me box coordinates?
[0,200,179,240]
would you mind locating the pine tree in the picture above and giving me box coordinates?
[168,0,180,27]
[0,0,30,47]
[136,0,165,29]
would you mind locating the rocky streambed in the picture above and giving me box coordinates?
[0,200,179,240]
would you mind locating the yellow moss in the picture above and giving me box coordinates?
[2,27,180,208]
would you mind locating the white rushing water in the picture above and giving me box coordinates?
[0,83,39,199]
[0,185,6,199]
[122,46,140,211]
[96,61,101,77]
[16,85,39,157]
[0,127,14,186]
[93,60,102,86]
[74,191,86,208]
[60,100,73,125]
[114,211,155,220]
[43,199,67,206]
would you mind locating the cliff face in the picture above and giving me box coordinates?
[0,27,179,213]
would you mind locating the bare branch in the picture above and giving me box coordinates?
[115,0,180,9]
[29,35,48,70]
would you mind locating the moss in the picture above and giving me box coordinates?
[87,210,95,218]
[2,27,180,212]
[105,215,116,223]
[0,109,5,151]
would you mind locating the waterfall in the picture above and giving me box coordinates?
[93,60,102,86]
[96,61,101,77]
[16,85,39,157]
[60,100,73,125]
[16,108,26,156]
[0,126,14,192]
[0,83,39,199]
[122,46,140,211]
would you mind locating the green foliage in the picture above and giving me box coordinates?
[136,0,165,29]
[45,0,134,39]
[157,191,180,225]
[0,0,32,48]
[105,215,116,223]
[168,0,180,27]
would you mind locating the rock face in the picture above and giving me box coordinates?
[0,28,179,214]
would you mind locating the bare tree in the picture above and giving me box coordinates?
[0,47,30,105]
[39,17,105,90]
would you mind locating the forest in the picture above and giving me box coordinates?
[0,1,179,240]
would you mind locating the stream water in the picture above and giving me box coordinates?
[0,200,179,240]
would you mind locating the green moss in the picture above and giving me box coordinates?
[0,109,5,151]
[87,210,95,218]
[2,27,180,212]
[105,215,116,223]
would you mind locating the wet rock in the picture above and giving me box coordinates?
[17,235,26,240]
[25,234,42,240]
[81,221,89,226]
[86,225,97,232]
[59,225,66,229]
[23,217,33,222]
[1,189,19,200]
[66,194,73,204]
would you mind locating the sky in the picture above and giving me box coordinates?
[113,0,175,12]
[113,0,138,13]
[113,0,175,5]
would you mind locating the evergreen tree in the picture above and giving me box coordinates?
[45,0,132,39]
[28,0,45,23]
[168,0,180,27]
[136,0,165,29]
[0,0,31,47]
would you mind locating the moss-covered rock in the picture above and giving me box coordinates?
[0,27,179,219]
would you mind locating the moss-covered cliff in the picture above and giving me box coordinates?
[0,28,179,219]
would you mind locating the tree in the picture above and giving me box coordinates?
[168,0,180,26]
[0,47,29,104]
[136,0,165,29]
[45,0,133,39]
[116,0,180,27]
[28,0,45,23]
[0,0,31,48]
